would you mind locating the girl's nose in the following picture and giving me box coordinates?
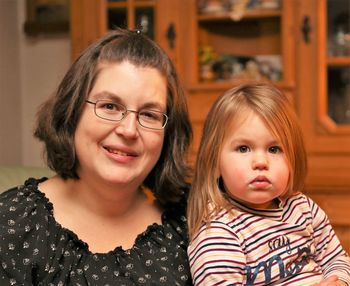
[252,152,269,170]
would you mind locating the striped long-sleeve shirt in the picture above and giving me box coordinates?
[188,194,350,286]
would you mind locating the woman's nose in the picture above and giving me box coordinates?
[114,112,138,138]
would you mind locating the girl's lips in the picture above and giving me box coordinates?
[249,176,271,189]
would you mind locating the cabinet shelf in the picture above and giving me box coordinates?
[187,79,294,92]
[327,57,350,66]
[198,9,282,22]
[195,7,283,85]
[107,0,155,8]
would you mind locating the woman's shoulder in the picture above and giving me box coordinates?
[0,177,50,205]
[0,177,53,233]
[147,196,189,242]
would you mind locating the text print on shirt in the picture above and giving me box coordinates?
[246,241,312,285]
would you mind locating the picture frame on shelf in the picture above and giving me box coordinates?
[24,0,69,36]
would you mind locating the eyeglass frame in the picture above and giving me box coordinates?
[85,99,169,130]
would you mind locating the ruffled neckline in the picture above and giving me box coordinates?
[23,177,169,256]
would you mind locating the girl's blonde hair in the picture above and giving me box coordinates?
[187,82,307,239]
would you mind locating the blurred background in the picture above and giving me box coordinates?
[0,0,70,166]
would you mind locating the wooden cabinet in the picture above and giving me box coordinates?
[179,0,296,163]
[296,0,350,252]
[182,0,295,89]
[70,0,185,69]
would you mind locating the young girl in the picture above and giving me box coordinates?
[187,83,350,286]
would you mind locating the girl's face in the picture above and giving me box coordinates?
[219,112,290,209]
[74,61,167,189]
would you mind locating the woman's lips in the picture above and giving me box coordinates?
[103,146,138,163]
[105,147,134,156]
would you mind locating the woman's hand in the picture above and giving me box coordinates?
[312,275,348,286]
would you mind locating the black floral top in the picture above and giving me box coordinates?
[0,178,192,286]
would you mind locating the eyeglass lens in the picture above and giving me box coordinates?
[94,100,167,129]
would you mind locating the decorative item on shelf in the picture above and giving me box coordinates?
[327,68,350,124]
[197,0,231,14]
[255,55,282,81]
[331,26,350,57]
[229,0,249,21]
[228,0,280,21]
[328,11,350,56]
[135,9,154,40]
[247,0,261,10]
[24,0,69,36]
[259,0,281,9]
[199,46,218,81]
[200,51,282,82]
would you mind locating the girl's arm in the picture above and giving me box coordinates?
[188,221,246,286]
[312,275,348,286]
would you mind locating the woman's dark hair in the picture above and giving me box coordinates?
[34,28,192,205]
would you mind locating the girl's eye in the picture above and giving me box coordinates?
[269,146,282,154]
[238,145,250,153]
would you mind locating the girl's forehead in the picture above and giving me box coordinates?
[226,109,254,131]
[224,109,281,141]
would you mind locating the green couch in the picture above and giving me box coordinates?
[0,166,54,193]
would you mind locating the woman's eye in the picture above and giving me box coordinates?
[99,102,123,112]
[105,103,115,110]
[269,146,282,154]
[139,110,161,121]
[238,145,250,153]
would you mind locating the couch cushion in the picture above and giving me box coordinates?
[0,166,54,193]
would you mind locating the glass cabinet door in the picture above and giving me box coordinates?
[295,0,350,253]
[326,0,350,124]
[107,0,155,39]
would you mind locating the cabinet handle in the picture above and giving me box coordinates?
[166,23,176,49]
[301,16,311,43]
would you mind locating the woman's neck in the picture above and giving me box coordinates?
[39,176,162,252]
[42,175,147,218]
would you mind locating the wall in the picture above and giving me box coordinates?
[0,0,70,167]
[0,0,21,165]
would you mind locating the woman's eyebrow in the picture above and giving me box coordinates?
[141,101,166,111]
[91,92,166,111]
[91,91,121,101]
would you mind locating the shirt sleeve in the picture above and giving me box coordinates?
[308,196,350,285]
[0,187,41,285]
[188,221,246,286]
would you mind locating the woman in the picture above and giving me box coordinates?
[0,28,193,285]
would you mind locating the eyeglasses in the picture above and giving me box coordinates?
[85,100,168,130]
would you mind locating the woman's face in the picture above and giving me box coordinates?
[74,61,167,189]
